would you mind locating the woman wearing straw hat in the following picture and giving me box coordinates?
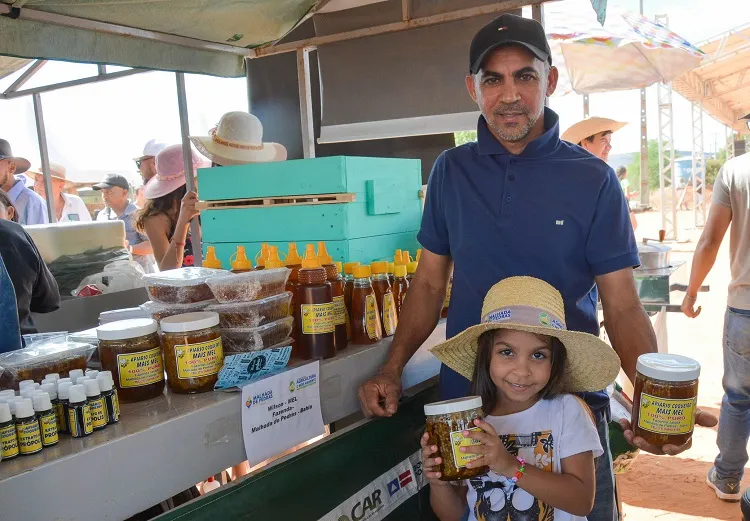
[136,144,204,270]
[423,277,620,521]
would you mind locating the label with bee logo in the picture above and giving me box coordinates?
[450,427,483,468]
[175,339,224,379]
[117,348,164,388]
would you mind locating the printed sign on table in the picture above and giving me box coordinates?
[241,360,324,467]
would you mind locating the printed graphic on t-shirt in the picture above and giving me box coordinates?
[468,430,554,521]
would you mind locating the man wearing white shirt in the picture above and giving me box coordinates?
[33,163,92,223]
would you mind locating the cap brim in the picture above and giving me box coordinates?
[429,322,621,393]
[0,155,31,174]
[92,183,112,191]
[471,41,550,74]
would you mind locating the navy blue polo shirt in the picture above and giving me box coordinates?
[418,108,638,417]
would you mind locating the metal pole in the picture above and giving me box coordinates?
[175,72,202,267]
[691,101,705,227]
[583,94,590,118]
[32,93,56,223]
[639,0,649,208]
[245,57,252,113]
[297,47,316,159]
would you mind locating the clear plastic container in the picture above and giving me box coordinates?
[207,292,292,328]
[220,317,295,353]
[139,299,218,322]
[143,267,224,304]
[0,341,96,390]
[205,268,291,303]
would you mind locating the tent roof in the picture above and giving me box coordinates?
[0,0,317,77]
[673,22,750,135]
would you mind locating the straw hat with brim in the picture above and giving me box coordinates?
[31,162,74,187]
[190,111,287,166]
[144,144,205,200]
[0,139,31,174]
[429,277,621,393]
[561,117,628,146]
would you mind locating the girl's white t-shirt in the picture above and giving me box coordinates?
[464,394,603,521]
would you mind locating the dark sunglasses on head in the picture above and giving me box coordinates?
[135,156,154,169]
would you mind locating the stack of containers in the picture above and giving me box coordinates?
[205,246,293,353]
[140,267,224,321]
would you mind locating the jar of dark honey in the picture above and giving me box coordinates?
[161,312,224,394]
[631,353,701,447]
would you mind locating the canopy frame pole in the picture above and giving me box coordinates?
[32,93,56,224]
[3,60,47,96]
[297,47,315,159]
[583,94,590,118]
[3,68,150,100]
[656,13,678,240]
[726,125,735,160]
[691,100,706,227]
[638,0,649,208]
[245,57,252,112]
[175,72,203,267]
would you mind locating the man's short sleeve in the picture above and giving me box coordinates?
[712,163,731,208]
[417,153,451,256]
[585,168,639,276]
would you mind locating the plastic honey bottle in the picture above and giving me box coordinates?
[317,243,347,352]
[350,265,383,345]
[203,246,223,269]
[295,246,335,360]
[370,262,397,337]
[406,261,418,283]
[392,264,409,319]
[286,243,304,345]
[230,246,253,273]
[255,243,270,270]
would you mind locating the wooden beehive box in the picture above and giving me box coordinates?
[197,156,422,265]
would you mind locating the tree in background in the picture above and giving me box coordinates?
[627,139,660,191]
[454,131,477,146]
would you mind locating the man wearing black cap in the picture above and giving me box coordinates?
[94,174,155,272]
[360,13,716,521]
[0,139,48,225]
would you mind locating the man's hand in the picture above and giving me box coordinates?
[681,293,702,318]
[358,370,402,418]
[619,409,718,455]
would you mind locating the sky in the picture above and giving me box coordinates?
[0,0,748,184]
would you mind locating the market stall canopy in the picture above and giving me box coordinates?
[0,0,317,77]
[673,22,750,135]
[546,0,703,95]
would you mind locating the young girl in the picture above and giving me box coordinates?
[422,276,621,521]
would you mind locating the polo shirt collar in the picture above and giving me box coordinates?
[477,107,561,158]
[6,176,26,202]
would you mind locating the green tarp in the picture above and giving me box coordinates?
[0,0,315,77]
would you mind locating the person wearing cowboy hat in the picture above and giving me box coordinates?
[32,163,92,223]
[561,117,627,163]
[136,144,205,271]
[358,13,716,521]
[423,277,620,520]
[190,111,287,166]
[135,139,167,185]
[0,139,48,225]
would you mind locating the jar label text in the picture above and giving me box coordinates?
[301,303,335,334]
[638,393,697,435]
[450,427,483,469]
[117,348,164,388]
[176,338,224,379]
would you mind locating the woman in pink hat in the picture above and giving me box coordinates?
[136,144,203,270]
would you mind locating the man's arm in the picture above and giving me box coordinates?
[358,249,451,417]
[596,268,656,383]
[681,203,732,318]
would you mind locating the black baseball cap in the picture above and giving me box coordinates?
[93,173,130,191]
[469,13,551,74]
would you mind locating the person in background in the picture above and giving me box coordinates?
[682,151,750,502]
[616,166,637,201]
[562,118,637,231]
[135,184,146,209]
[0,189,18,222]
[135,139,167,185]
[0,218,60,335]
[0,139,48,225]
[136,144,203,270]
[94,174,155,273]
[33,163,92,223]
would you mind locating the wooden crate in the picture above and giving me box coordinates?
[197,156,422,264]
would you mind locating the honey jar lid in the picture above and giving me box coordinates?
[424,396,482,416]
[97,318,158,341]
[636,353,701,382]
[161,311,220,334]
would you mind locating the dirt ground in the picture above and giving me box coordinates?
[618,208,748,520]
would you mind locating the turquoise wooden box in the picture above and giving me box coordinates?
[197,156,422,265]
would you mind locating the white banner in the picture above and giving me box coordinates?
[319,450,426,521]
[241,361,325,467]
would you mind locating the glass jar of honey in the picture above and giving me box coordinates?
[631,353,701,447]
[161,312,224,394]
[424,396,488,481]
